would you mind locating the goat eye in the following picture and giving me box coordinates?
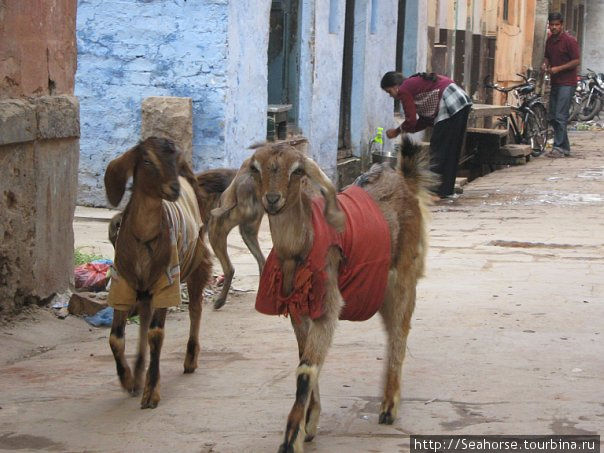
[250,165,259,174]
[143,159,153,166]
[292,168,304,176]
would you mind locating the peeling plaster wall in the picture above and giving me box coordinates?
[76,0,229,206]
[298,0,419,180]
[350,0,399,162]
[297,0,346,179]
[583,0,604,71]
[403,0,429,76]
[224,0,271,167]
[1,0,79,316]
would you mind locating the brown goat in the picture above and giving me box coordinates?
[108,168,265,310]
[220,138,433,451]
[196,168,265,309]
[104,137,212,409]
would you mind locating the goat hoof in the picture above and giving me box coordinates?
[378,411,395,425]
[213,298,226,310]
[277,444,294,453]
[304,434,315,443]
[128,387,141,397]
[183,364,197,374]
[140,397,159,409]
[140,389,160,409]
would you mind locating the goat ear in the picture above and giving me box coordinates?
[177,153,199,188]
[104,146,138,207]
[211,158,252,217]
[303,157,345,232]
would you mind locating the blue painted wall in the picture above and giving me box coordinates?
[350,0,399,160]
[76,0,426,204]
[76,0,269,206]
[298,0,346,178]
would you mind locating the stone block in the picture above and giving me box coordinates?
[33,95,80,140]
[0,99,36,146]
[68,292,108,316]
[142,97,193,164]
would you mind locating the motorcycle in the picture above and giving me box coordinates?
[577,68,604,121]
[569,74,588,122]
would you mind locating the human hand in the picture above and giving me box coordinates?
[386,128,400,139]
[549,66,559,75]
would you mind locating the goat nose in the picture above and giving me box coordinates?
[266,193,281,205]
[170,182,180,194]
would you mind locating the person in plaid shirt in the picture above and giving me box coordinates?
[381,71,472,198]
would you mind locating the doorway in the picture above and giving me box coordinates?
[267,0,301,125]
[338,0,356,157]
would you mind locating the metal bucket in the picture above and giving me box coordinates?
[371,145,400,169]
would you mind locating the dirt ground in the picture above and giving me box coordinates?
[1,131,603,453]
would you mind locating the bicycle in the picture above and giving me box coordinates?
[485,73,550,157]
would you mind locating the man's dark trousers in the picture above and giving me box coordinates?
[430,105,471,197]
[548,85,574,153]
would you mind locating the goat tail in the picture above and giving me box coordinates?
[397,136,438,203]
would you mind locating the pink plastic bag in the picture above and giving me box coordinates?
[74,262,110,292]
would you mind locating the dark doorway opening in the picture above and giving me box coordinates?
[338,0,356,157]
[394,0,406,112]
[267,0,300,125]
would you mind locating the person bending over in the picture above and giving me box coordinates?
[381,71,472,198]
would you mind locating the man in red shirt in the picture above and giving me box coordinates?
[542,12,580,157]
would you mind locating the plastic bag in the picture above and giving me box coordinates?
[85,306,114,327]
[74,260,112,292]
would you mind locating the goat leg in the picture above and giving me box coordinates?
[291,317,321,443]
[238,218,265,276]
[141,308,167,409]
[378,280,415,425]
[184,265,209,373]
[208,219,235,310]
[132,300,152,395]
[279,314,337,453]
[109,309,136,394]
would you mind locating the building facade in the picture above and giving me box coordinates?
[76,0,427,205]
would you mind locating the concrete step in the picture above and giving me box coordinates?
[500,144,532,157]
[466,127,509,138]
[454,177,467,194]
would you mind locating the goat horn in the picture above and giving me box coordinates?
[303,157,345,232]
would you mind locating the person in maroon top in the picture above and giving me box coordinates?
[542,12,580,157]
[381,71,472,198]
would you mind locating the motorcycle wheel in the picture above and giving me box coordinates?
[577,96,602,121]
[524,103,549,155]
[569,97,582,121]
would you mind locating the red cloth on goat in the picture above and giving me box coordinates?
[256,185,391,322]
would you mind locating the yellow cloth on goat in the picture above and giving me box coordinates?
[108,177,204,311]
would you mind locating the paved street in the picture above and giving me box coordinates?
[0,131,602,453]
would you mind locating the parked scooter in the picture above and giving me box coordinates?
[577,69,604,121]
